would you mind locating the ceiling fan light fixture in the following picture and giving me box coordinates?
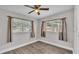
[35,9,39,13]
[24,5,49,15]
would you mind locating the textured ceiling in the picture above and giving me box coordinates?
[0,5,74,19]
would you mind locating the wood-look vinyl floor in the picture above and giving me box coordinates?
[4,41,72,54]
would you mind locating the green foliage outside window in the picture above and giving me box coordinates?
[12,18,32,33]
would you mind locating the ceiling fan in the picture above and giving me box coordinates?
[24,5,49,15]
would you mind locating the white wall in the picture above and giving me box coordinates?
[38,9,74,50]
[12,32,31,42]
[0,7,74,53]
[74,5,79,54]
[0,9,37,53]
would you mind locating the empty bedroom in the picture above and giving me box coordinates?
[0,5,76,54]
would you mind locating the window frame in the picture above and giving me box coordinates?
[11,17,32,33]
[45,19,62,33]
[7,16,34,42]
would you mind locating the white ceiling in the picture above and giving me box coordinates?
[0,5,74,19]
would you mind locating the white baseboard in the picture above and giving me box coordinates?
[40,40,73,51]
[0,39,73,54]
[0,40,38,54]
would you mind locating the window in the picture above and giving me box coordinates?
[46,20,62,33]
[12,18,32,33]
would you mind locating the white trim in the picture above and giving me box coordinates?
[0,40,38,54]
[40,40,73,51]
[0,40,73,54]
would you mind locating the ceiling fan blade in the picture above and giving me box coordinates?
[40,8,49,10]
[37,12,40,15]
[24,5,34,9]
[28,10,35,14]
[37,5,41,8]
[34,5,41,9]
